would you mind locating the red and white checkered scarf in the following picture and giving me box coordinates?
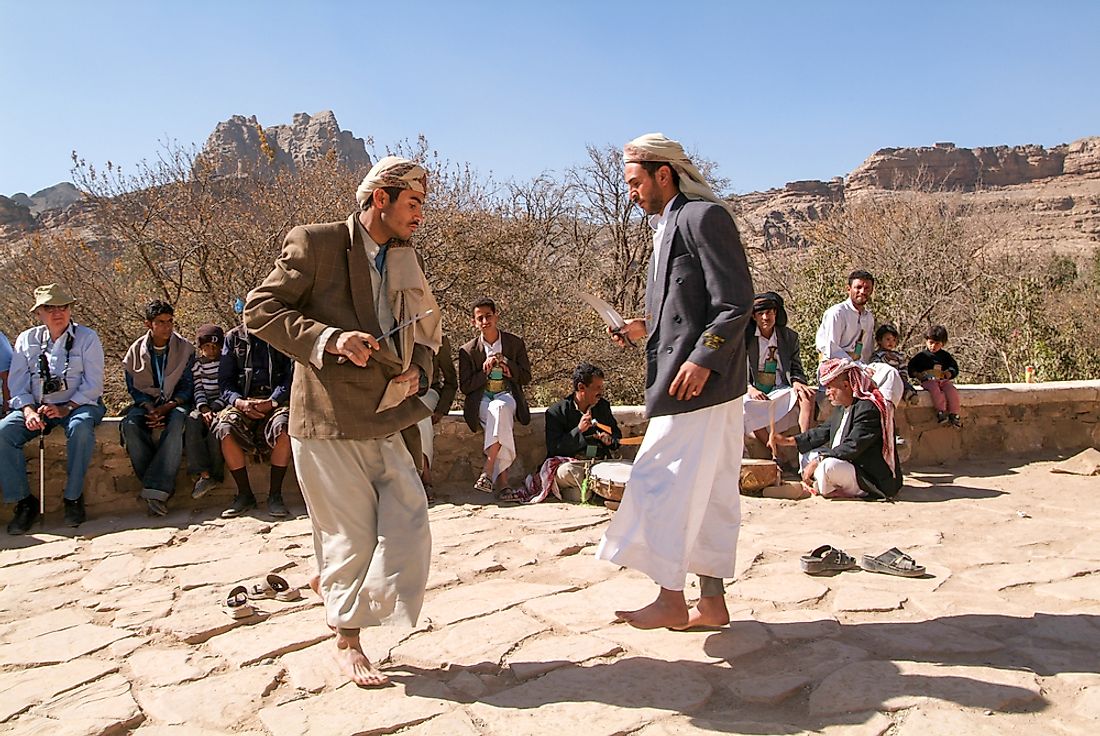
[820,358,895,472]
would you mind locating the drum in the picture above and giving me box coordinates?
[740,458,781,496]
[590,460,633,508]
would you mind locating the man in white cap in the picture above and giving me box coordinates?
[596,134,754,630]
[0,284,106,533]
[246,156,441,687]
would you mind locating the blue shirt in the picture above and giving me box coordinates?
[0,330,12,374]
[8,322,105,410]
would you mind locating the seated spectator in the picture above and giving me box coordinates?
[185,324,226,499]
[416,334,457,500]
[908,324,962,427]
[121,300,195,517]
[540,362,621,502]
[770,357,902,500]
[870,324,917,404]
[816,270,875,367]
[743,292,815,449]
[1,284,106,533]
[215,302,294,518]
[459,297,531,497]
[0,329,12,414]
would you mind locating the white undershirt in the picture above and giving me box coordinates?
[648,197,675,282]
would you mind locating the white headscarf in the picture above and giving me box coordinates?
[623,133,734,218]
[355,156,429,209]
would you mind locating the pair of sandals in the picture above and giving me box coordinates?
[800,545,926,577]
[223,573,302,619]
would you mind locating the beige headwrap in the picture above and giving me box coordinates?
[355,155,429,209]
[623,133,733,217]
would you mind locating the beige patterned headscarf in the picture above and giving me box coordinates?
[623,133,733,217]
[355,156,429,209]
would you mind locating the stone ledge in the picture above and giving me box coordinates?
[9,380,1099,515]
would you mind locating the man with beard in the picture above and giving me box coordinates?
[245,156,442,687]
[595,134,753,630]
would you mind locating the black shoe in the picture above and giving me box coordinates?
[7,496,40,535]
[936,411,949,424]
[221,493,256,519]
[267,493,288,519]
[948,414,962,428]
[63,497,85,527]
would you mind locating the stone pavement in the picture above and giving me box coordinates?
[1,458,1098,735]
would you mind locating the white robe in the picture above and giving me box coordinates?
[596,398,744,591]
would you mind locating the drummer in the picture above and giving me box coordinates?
[544,362,621,501]
[743,292,816,451]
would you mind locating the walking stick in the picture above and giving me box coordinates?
[39,429,45,528]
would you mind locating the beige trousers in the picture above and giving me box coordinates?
[292,435,431,629]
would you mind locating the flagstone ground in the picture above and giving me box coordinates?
[0,457,1097,735]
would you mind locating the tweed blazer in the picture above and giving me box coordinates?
[458,331,532,432]
[746,325,810,389]
[244,218,433,440]
[645,194,754,418]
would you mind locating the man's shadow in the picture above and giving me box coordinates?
[388,611,1100,733]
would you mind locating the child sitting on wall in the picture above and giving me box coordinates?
[871,324,917,404]
[907,325,961,427]
[185,324,226,498]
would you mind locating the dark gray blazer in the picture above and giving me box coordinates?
[746,325,810,389]
[645,194,754,418]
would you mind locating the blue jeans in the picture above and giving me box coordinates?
[121,406,186,500]
[0,403,106,503]
[185,411,224,480]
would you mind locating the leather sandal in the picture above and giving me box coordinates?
[800,544,859,575]
[860,547,926,577]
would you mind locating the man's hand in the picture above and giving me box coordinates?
[201,409,215,427]
[802,456,820,486]
[395,366,421,398]
[328,330,380,367]
[609,319,646,347]
[747,386,769,401]
[23,406,45,432]
[234,398,266,419]
[39,403,71,420]
[794,382,817,399]
[482,355,498,374]
[595,431,613,446]
[578,409,594,433]
[669,361,711,401]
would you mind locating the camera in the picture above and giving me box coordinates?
[42,375,68,395]
[38,352,68,395]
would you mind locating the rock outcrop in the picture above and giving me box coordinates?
[733,137,1100,255]
[197,110,372,178]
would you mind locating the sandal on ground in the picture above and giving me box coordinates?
[473,473,494,493]
[800,544,859,575]
[498,486,539,504]
[246,573,302,602]
[224,585,255,619]
[860,547,926,577]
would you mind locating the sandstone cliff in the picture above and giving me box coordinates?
[734,136,1100,255]
[196,110,372,178]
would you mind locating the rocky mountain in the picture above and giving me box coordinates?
[734,136,1100,255]
[9,182,83,214]
[196,110,372,178]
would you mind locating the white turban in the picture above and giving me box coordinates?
[623,133,733,217]
[355,156,429,209]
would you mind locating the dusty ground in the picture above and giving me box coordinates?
[1,457,1098,735]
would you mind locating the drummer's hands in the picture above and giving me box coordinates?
[794,382,816,399]
[801,457,820,485]
[578,410,594,433]
[595,431,613,446]
[609,319,646,347]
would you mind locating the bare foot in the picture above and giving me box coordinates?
[334,633,390,688]
[674,595,730,630]
[615,589,689,630]
[309,574,321,597]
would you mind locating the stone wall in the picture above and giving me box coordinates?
[11,381,1099,516]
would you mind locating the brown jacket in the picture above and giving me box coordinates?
[244,219,433,440]
[458,330,532,432]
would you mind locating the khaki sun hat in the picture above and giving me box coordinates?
[29,283,76,313]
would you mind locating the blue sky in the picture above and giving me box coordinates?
[2,0,1097,197]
